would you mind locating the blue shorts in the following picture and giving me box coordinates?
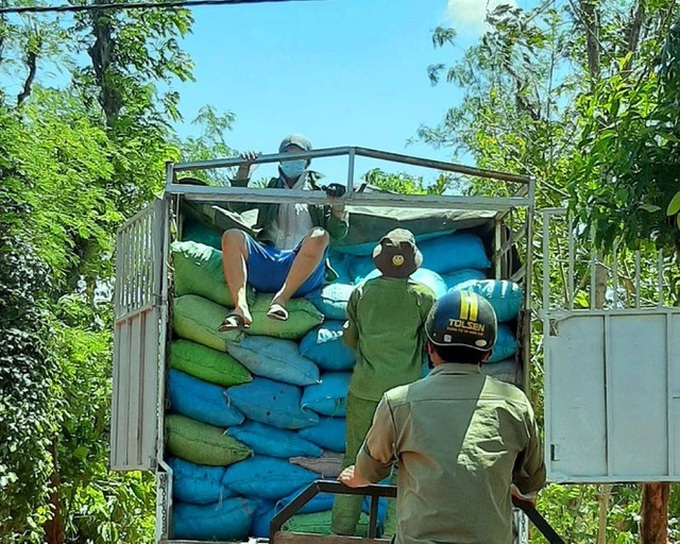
[244,234,327,297]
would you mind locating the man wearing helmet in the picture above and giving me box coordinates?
[338,290,546,544]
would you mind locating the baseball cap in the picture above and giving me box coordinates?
[279,134,312,153]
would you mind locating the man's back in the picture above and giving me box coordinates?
[345,276,436,402]
[363,363,545,544]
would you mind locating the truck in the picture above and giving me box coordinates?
[110,146,679,543]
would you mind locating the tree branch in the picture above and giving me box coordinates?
[17,42,39,106]
[578,0,601,80]
[622,0,646,73]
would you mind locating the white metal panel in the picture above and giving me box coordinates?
[545,312,680,482]
[111,197,167,471]
[545,315,607,480]
[608,314,668,477]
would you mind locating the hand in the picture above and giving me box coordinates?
[338,465,371,488]
[235,150,261,179]
[511,484,537,506]
[324,183,346,198]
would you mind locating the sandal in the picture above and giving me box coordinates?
[218,313,251,332]
[266,303,289,322]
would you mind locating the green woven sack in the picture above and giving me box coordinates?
[282,510,369,536]
[173,295,242,351]
[170,340,252,387]
[165,414,252,466]
[172,240,254,307]
[247,294,324,340]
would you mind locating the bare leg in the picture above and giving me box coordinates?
[269,228,329,316]
[221,229,253,326]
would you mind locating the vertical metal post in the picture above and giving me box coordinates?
[590,224,597,310]
[368,496,379,538]
[635,251,641,308]
[347,147,355,194]
[612,241,619,309]
[604,314,612,477]
[658,250,665,308]
[165,161,176,192]
[667,311,675,477]
[495,219,503,279]
[567,215,575,310]
[542,210,551,311]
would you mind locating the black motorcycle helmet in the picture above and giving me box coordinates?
[425,290,498,353]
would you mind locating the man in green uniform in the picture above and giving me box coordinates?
[331,229,437,537]
[339,290,546,544]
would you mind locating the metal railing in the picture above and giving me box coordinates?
[164,146,534,211]
[540,208,674,313]
[269,480,565,544]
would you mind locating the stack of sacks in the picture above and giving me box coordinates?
[450,279,524,385]
[312,234,525,388]
[168,240,349,540]
[167,236,525,540]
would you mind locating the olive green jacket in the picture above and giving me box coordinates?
[356,364,546,544]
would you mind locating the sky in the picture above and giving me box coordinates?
[171,0,523,183]
[1,0,531,184]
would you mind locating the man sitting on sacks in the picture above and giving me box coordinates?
[218,134,348,332]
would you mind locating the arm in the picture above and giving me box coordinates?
[353,397,397,484]
[512,401,547,495]
[228,151,260,212]
[342,289,359,350]
[325,204,349,241]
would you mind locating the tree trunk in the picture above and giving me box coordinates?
[640,483,668,543]
[44,442,64,544]
[597,484,611,544]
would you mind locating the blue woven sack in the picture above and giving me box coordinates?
[488,324,518,363]
[347,255,376,284]
[278,487,334,515]
[172,498,256,541]
[328,251,354,284]
[363,268,446,298]
[299,321,356,372]
[451,279,523,323]
[305,283,354,320]
[226,378,319,430]
[168,369,244,428]
[301,372,351,417]
[442,268,487,290]
[419,234,491,274]
[250,500,277,538]
[226,420,322,458]
[227,336,320,386]
[222,456,319,501]
[298,417,346,452]
[167,457,230,505]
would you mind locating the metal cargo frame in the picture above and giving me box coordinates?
[112,147,536,543]
[165,146,537,396]
[541,208,680,483]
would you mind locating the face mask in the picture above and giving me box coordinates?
[280,159,306,179]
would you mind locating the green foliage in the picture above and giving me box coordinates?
[0,2,194,538]
[361,168,451,195]
[423,1,680,540]
[178,105,237,186]
[0,223,58,543]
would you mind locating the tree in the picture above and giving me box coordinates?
[0,1,196,540]
[422,1,680,541]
